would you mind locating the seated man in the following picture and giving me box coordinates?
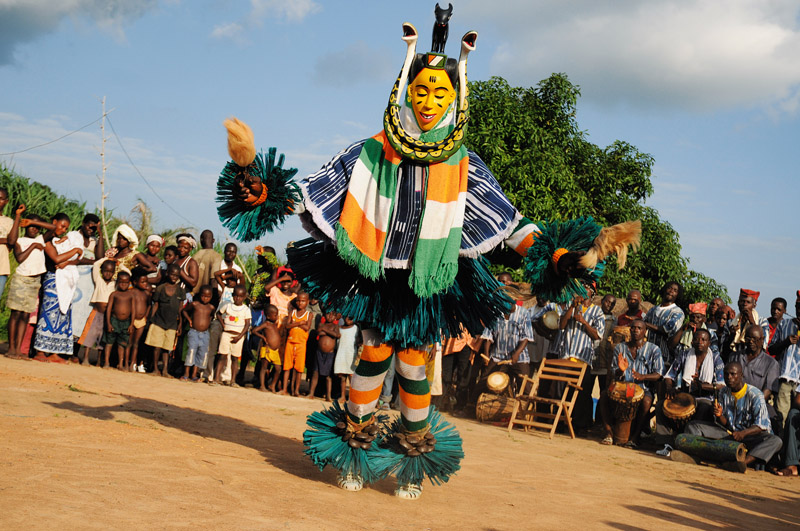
[730,324,780,420]
[685,362,782,472]
[774,385,800,476]
[656,329,724,439]
[599,319,663,447]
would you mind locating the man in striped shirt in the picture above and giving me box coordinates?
[481,304,536,388]
[554,283,605,429]
[685,362,782,472]
[643,281,684,371]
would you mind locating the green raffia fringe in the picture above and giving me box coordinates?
[371,407,464,486]
[216,148,301,242]
[303,401,390,484]
[523,217,606,304]
[286,238,513,347]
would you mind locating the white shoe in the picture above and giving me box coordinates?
[337,473,363,492]
[656,444,673,457]
[395,483,423,499]
[137,364,146,373]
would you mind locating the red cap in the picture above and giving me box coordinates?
[688,302,707,315]
[739,288,760,302]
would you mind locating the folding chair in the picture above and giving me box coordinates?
[507,358,587,439]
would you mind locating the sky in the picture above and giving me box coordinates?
[1,0,799,311]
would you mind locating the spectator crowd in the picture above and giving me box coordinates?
[1,189,799,478]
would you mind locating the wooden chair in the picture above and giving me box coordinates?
[507,358,587,439]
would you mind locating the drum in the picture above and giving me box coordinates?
[662,392,696,430]
[608,381,644,444]
[674,434,746,463]
[475,392,515,423]
[541,310,560,331]
[486,371,510,395]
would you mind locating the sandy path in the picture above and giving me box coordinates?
[0,356,797,530]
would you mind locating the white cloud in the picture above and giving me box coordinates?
[0,0,156,64]
[211,0,321,42]
[461,0,800,113]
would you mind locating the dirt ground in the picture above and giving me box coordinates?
[1,356,797,530]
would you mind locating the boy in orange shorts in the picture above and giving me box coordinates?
[281,292,311,396]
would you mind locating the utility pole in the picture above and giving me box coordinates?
[99,97,110,244]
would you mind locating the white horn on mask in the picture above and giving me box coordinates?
[396,23,418,104]
[458,31,477,110]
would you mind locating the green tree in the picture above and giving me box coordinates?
[466,75,728,306]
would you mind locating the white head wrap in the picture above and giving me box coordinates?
[112,224,139,249]
[146,234,164,247]
[177,234,197,250]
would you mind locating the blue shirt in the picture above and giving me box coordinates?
[482,306,535,363]
[719,384,772,433]
[612,341,664,394]
[554,303,605,366]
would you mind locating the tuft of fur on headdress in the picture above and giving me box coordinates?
[579,219,641,270]
[224,117,256,167]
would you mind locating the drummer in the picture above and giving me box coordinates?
[685,362,782,471]
[480,303,535,390]
[655,329,724,439]
[599,319,664,447]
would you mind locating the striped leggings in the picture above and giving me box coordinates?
[346,344,431,432]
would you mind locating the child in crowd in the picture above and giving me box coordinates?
[181,285,216,381]
[217,242,244,289]
[214,267,239,307]
[103,271,134,370]
[253,304,282,392]
[281,292,312,396]
[145,263,185,376]
[213,285,251,386]
[129,269,152,372]
[308,310,340,401]
[6,213,45,359]
[333,316,360,404]
[143,235,164,286]
[156,245,179,286]
[77,259,119,365]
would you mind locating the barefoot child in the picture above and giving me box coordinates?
[213,285,251,386]
[129,268,152,372]
[6,210,45,359]
[281,292,312,396]
[333,316,361,403]
[145,264,185,376]
[182,285,216,381]
[77,259,119,365]
[253,304,282,392]
[104,271,135,370]
[308,310,340,401]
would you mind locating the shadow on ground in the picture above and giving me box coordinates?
[46,394,398,495]
[604,480,800,529]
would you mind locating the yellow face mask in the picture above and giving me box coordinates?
[407,67,456,131]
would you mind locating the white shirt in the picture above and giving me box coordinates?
[14,235,46,276]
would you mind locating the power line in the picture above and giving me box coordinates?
[105,116,200,228]
[0,115,105,156]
